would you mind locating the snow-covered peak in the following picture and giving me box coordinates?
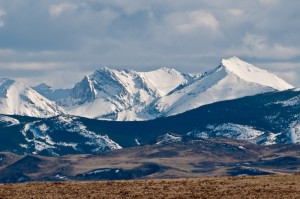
[58,66,192,120]
[33,83,71,102]
[221,57,294,91]
[154,67,178,73]
[90,67,189,96]
[0,78,63,118]
[72,66,191,101]
[92,67,135,77]
[34,83,52,90]
[149,57,294,118]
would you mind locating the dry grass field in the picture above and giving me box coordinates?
[0,174,300,199]
[2,139,300,183]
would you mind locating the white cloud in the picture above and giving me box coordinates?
[272,45,300,58]
[275,71,297,86]
[166,11,219,34]
[0,0,300,87]
[226,46,300,60]
[49,3,78,17]
[14,70,85,88]
[239,33,300,59]
[0,62,73,71]
[260,62,300,72]
[243,34,266,50]
[96,8,119,25]
[101,0,149,15]
[0,61,84,88]
[227,9,244,17]
[257,62,300,86]
[258,0,279,6]
[0,9,6,28]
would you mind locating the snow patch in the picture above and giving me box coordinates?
[264,133,280,145]
[86,169,111,175]
[135,138,141,146]
[19,115,122,155]
[290,121,300,143]
[0,115,20,127]
[208,123,265,143]
[156,133,182,145]
[276,96,300,107]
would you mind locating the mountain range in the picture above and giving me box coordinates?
[0,56,299,182]
[0,88,299,156]
[0,56,292,121]
[0,56,298,155]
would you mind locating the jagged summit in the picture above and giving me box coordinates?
[94,67,124,74]
[57,66,191,120]
[28,57,295,121]
[152,67,178,73]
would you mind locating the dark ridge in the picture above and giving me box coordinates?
[75,163,168,180]
[146,150,179,158]
[8,156,42,173]
[0,168,31,183]
[228,167,273,176]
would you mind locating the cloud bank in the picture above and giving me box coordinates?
[0,0,299,88]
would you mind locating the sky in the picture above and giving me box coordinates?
[0,0,299,88]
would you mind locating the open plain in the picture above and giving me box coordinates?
[0,174,300,199]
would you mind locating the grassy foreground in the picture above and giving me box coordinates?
[0,175,299,199]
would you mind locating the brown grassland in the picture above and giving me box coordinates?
[0,174,299,199]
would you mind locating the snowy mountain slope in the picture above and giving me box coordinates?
[193,123,279,146]
[55,67,192,120]
[0,114,121,156]
[137,67,194,96]
[20,115,122,156]
[0,79,63,118]
[290,120,300,143]
[149,57,294,117]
